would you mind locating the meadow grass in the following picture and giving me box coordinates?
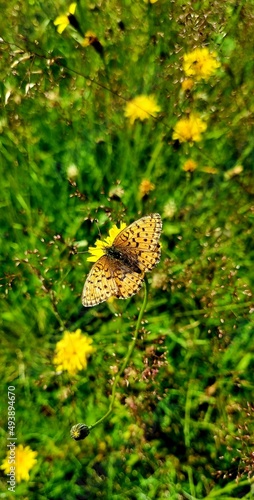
[0,0,254,498]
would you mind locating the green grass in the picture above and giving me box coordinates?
[0,0,254,498]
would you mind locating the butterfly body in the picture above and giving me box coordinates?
[82,213,162,307]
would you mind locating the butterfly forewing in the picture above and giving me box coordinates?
[134,245,161,272]
[82,256,145,306]
[114,213,162,252]
[82,213,162,307]
[112,263,145,299]
[113,213,162,273]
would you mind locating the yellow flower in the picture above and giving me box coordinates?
[183,47,221,80]
[182,159,198,172]
[139,179,155,197]
[144,0,158,3]
[87,223,126,262]
[181,78,194,91]
[54,3,77,34]
[81,31,104,56]
[81,30,104,55]
[125,95,161,124]
[1,444,37,483]
[172,114,207,143]
[53,329,95,375]
[82,30,98,47]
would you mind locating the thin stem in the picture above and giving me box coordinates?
[89,278,149,430]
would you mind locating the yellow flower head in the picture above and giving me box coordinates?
[87,222,127,262]
[181,78,194,91]
[172,113,207,143]
[54,3,77,34]
[53,329,95,375]
[182,159,198,172]
[183,47,221,80]
[81,30,104,55]
[1,444,37,483]
[82,30,98,47]
[139,179,155,198]
[125,95,161,125]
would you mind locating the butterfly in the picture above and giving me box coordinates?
[82,213,162,307]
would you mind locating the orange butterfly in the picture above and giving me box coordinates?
[82,213,162,307]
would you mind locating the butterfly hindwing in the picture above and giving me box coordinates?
[82,255,118,307]
[113,265,145,299]
[82,255,144,306]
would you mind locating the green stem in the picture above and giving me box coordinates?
[89,278,149,431]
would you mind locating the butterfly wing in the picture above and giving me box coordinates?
[82,214,162,307]
[82,255,145,307]
[82,255,118,307]
[114,266,145,300]
[113,213,162,273]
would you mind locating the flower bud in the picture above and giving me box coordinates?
[70,423,90,441]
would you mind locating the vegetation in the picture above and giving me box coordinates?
[1,0,253,498]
